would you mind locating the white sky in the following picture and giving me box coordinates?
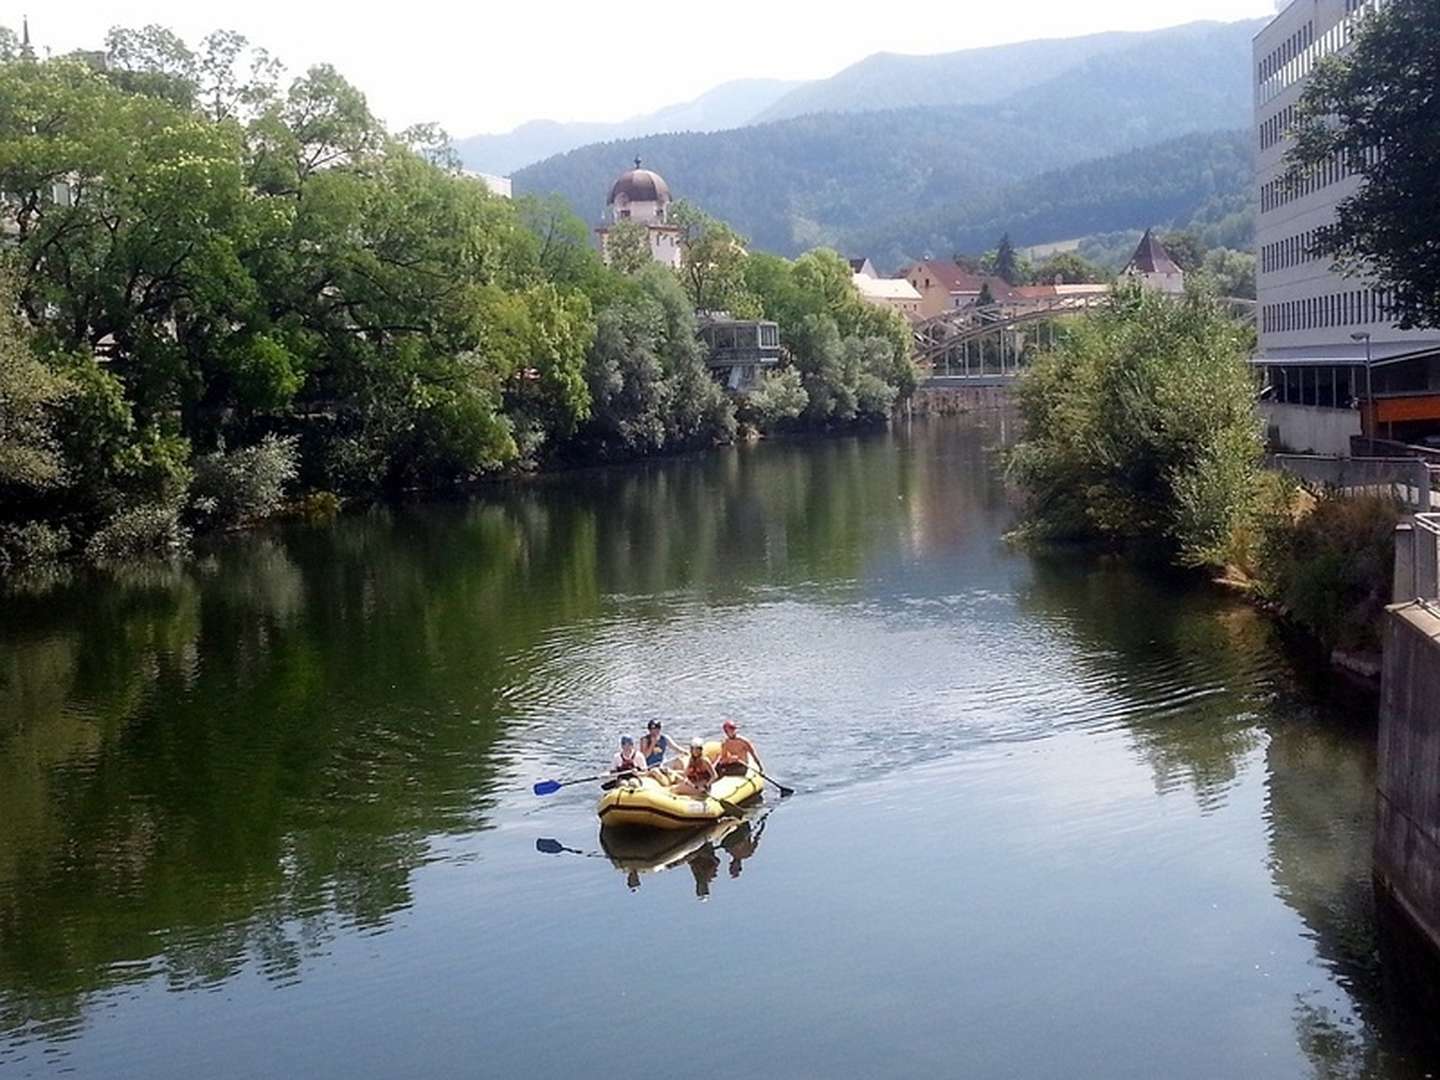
[13,0,1276,136]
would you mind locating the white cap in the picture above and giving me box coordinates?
[691,737,705,750]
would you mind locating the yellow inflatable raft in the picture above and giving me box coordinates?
[596,743,763,830]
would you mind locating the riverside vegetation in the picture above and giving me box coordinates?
[1009,284,1398,657]
[1013,0,1440,661]
[0,27,914,574]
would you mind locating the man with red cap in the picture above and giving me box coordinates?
[715,720,764,778]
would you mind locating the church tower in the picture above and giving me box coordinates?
[595,158,683,270]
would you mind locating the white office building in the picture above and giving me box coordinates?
[1253,0,1440,454]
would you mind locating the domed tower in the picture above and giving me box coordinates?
[596,158,683,270]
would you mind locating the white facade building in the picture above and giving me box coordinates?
[595,159,683,270]
[852,273,923,317]
[1253,0,1440,453]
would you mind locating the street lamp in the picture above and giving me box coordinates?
[1352,331,1373,442]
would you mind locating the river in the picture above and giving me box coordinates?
[0,415,1435,1079]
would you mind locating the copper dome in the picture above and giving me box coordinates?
[607,158,671,205]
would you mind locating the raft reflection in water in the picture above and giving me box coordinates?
[598,810,770,898]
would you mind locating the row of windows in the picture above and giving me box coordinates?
[1259,145,1380,213]
[1263,364,1360,410]
[1259,104,1299,152]
[1256,2,1381,107]
[1261,227,1327,274]
[1261,287,1396,335]
[1257,20,1312,85]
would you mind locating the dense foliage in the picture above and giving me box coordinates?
[0,29,916,571]
[1290,0,1440,329]
[1012,285,1394,653]
[1252,490,1399,653]
[1009,284,1262,566]
[514,21,1259,261]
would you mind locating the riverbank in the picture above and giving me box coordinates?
[1008,285,1397,674]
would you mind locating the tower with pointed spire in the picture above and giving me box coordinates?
[594,157,682,270]
[1123,228,1184,295]
[18,15,36,61]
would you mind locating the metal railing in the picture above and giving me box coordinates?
[1272,454,1434,510]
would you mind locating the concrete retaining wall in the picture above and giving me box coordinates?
[1260,401,1362,455]
[1375,601,1440,956]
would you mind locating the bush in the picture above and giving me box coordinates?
[744,367,809,429]
[190,434,300,527]
[1256,491,1399,652]
[1009,283,1261,562]
[0,522,71,573]
[86,502,189,562]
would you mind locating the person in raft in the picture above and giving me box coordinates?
[671,737,717,797]
[611,735,648,781]
[715,720,764,778]
[639,720,675,769]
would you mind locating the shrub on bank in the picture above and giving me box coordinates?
[1008,283,1261,564]
[1011,283,1401,657]
[1255,490,1400,653]
[86,502,190,563]
[191,435,300,528]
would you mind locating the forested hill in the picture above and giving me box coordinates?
[513,18,1260,257]
[754,21,1255,121]
[854,130,1255,270]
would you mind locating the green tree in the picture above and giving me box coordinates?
[995,233,1020,284]
[1289,0,1440,329]
[0,275,71,493]
[1009,283,1261,566]
[0,25,17,61]
[1159,230,1206,273]
[1199,247,1256,300]
[977,281,996,307]
[671,200,756,315]
[1031,251,1107,284]
[603,218,653,276]
[103,23,198,105]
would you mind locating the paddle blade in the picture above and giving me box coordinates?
[536,838,565,854]
[532,779,562,796]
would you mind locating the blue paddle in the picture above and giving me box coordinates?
[533,769,639,795]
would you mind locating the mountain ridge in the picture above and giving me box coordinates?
[512,18,1261,258]
[454,77,802,176]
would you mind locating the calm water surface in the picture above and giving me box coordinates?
[1,417,1435,1078]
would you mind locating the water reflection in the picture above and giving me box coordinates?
[595,810,771,899]
[0,416,1434,1079]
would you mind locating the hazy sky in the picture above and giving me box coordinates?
[13,0,1277,135]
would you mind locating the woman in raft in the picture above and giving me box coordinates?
[670,737,718,797]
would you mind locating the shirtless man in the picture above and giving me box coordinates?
[671,738,717,797]
[715,720,764,778]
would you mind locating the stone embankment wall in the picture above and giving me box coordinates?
[1375,599,1440,956]
[911,382,1016,416]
